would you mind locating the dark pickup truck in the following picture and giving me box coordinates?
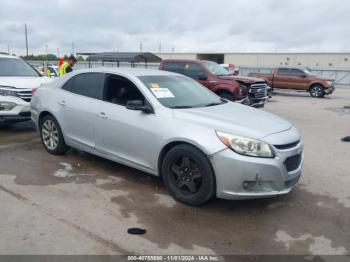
[249,67,335,98]
[159,59,268,107]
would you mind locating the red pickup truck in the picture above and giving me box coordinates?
[159,59,268,107]
[249,67,335,98]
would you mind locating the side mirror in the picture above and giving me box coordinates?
[126,100,154,114]
[198,73,208,81]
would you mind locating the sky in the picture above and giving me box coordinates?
[0,0,349,56]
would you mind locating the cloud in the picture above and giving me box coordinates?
[0,0,349,55]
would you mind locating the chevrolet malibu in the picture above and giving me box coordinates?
[31,68,303,206]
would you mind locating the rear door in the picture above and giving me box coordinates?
[57,73,105,151]
[273,68,294,89]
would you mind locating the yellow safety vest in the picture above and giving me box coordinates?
[59,61,71,77]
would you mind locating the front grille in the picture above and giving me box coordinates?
[285,154,302,172]
[15,89,32,102]
[249,82,267,100]
[274,141,300,150]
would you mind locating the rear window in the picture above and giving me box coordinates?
[64,73,105,100]
[277,68,290,75]
[162,62,184,74]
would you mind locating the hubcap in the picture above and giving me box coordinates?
[42,120,59,150]
[170,156,203,195]
[312,86,322,97]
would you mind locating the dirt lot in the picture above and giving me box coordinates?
[0,88,349,255]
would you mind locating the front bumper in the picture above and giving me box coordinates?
[325,86,335,95]
[0,96,31,124]
[0,112,31,123]
[211,141,303,200]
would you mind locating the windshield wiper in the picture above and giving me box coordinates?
[204,102,225,107]
[170,105,194,109]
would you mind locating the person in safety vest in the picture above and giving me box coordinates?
[59,55,77,77]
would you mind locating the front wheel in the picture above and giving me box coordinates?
[40,115,68,155]
[310,85,325,98]
[161,144,216,206]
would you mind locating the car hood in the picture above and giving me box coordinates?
[173,102,292,140]
[232,75,265,83]
[0,76,51,89]
[217,75,264,84]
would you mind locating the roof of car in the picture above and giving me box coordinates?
[73,67,179,77]
[87,52,161,63]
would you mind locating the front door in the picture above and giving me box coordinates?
[95,74,161,171]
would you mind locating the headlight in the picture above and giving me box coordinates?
[239,84,249,96]
[326,80,333,86]
[216,131,275,158]
[0,86,18,97]
[0,101,17,111]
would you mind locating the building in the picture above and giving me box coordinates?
[155,52,350,70]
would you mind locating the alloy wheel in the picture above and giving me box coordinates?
[170,155,203,195]
[41,119,59,150]
[311,86,323,97]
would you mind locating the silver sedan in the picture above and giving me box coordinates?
[31,68,303,206]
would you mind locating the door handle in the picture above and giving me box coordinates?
[58,100,66,106]
[98,112,107,119]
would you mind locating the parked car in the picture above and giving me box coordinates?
[249,67,335,98]
[0,54,51,124]
[160,59,268,108]
[31,68,303,206]
[47,65,59,78]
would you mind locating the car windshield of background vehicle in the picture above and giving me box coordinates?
[0,58,41,77]
[138,75,226,109]
[202,61,231,76]
[304,68,313,75]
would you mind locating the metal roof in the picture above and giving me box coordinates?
[87,52,161,63]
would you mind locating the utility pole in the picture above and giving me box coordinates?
[172,46,175,53]
[140,42,143,52]
[158,43,161,53]
[24,24,29,56]
[71,42,75,56]
[57,48,59,58]
[7,45,10,55]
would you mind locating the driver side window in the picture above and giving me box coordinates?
[104,74,145,106]
[184,63,206,80]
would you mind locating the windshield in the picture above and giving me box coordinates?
[138,75,226,109]
[202,61,231,76]
[0,58,41,77]
[303,68,313,75]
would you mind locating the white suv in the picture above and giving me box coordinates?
[0,54,51,124]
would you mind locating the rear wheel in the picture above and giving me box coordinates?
[40,115,68,155]
[310,85,325,98]
[161,144,216,206]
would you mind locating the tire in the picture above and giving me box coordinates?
[310,85,325,98]
[217,91,234,101]
[161,144,216,206]
[39,115,68,155]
